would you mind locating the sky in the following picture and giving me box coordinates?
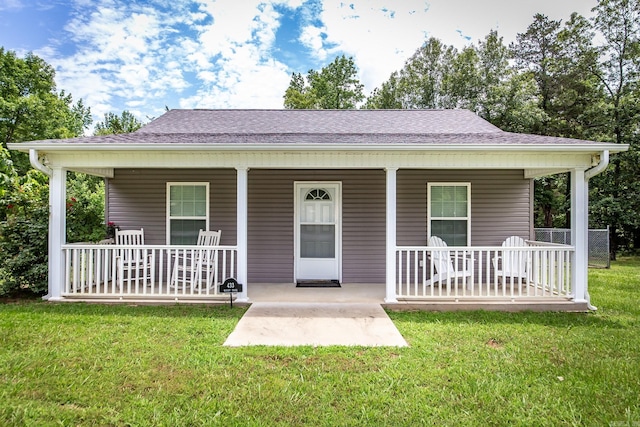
[0,0,597,127]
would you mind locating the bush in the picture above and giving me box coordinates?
[0,170,49,296]
[0,169,106,296]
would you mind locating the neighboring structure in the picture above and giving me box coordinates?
[8,109,628,310]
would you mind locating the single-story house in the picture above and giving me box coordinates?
[9,109,628,310]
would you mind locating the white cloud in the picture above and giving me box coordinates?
[19,0,597,126]
[299,25,329,60]
[0,0,23,10]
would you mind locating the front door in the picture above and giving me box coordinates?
[295,182,341,281]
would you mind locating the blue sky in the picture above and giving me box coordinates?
[1,0,595,127]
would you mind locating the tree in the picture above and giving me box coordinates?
[0,49,92,295]
[94,111,144,135]
[283,55,364,109]
[588,0,640,256]
[366,32,543,133]
[363,73,404,109]
[0,48,92,173]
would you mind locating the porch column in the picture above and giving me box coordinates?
[235,167,249,302]
[570,168,588,303]
[47,167,67,301]
[385,167,398,303]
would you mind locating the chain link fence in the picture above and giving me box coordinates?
[534,227,610,268]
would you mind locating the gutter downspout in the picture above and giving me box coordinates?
[29,149,52,176]
[585,150,609,180]
[583,150,610,311]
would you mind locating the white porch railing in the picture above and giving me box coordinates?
[395,241,574,299]
[62,244,237,299]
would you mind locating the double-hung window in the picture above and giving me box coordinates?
[167,183,209,244]
[427,183,470,246]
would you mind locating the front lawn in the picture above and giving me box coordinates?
[1,259,639,426]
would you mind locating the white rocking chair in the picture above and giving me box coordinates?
[171,230,221,290]
[426,235,472,287]
[115,228,153,289]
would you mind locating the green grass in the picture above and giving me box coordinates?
[1,259,639,426]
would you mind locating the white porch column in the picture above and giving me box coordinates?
[385,167,398,303]
[46,167,67,301]
[571,168,588,303]
[235,167,249,302]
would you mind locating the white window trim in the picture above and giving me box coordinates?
[427,182,471,246]
[166,182,210,245]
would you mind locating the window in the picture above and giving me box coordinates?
[167,183,209,244]
[428,183,470,246]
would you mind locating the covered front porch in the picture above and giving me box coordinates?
[59,237,580,309]
[41,160,595,309]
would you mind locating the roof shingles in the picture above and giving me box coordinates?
[11,109,621,149]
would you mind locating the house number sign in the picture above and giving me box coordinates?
[219,278,242,307]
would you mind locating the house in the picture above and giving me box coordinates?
[8,109,628,310]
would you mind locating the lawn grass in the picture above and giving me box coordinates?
[1,259,639,426]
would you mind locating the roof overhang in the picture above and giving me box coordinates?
[8,140,628,180]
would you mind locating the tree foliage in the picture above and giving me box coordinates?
[587,0,640,255]
[0,48,92,174]
[284,55,364,109]
[0,49,96,295]
[94,111,144,135]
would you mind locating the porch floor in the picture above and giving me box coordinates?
[248,282,587,312]
[61,282,587,311]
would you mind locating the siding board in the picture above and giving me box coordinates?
[107,168,530,285]
[248,169,386,284]
[107,169,237,245]
[397,169,531,247]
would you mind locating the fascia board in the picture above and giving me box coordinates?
[7,142,630,153]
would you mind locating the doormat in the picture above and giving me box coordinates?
[296,280,341,288]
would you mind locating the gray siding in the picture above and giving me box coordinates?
[397,170,532,247]
[248,170,386,284]
[107,169,237,245]
[107,168,530,285]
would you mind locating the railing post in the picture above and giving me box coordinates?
[385,168,398,303]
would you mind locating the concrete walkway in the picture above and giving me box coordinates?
[224,302,408,347]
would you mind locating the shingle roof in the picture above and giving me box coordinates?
[9,109,626,151]
[137,109,502,134]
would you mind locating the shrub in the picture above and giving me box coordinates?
[0,169,106,296]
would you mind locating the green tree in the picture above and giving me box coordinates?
[363,73,404,109]
[94,110,144,135]
[0,49,92,295]
[588,0,640,255]
[0,48,92,173]
[284,55,364,109]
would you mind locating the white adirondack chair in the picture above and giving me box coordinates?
[426,235,472,287]
[115,228,153,288]
[171,229,222,290]
[493,236,529,284]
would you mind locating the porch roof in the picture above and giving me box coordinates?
[8,109,629,154]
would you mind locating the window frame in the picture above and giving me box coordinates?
[427,182,471,246]
[166,182,210,245]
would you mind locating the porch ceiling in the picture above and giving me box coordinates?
[23,150,601,174]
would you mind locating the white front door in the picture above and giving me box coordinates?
[295,182,341,281]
